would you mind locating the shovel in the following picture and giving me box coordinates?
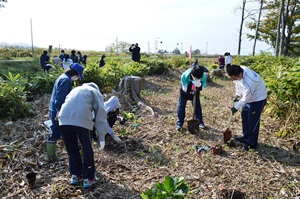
[187,91,200,134]
[223,112,233,143]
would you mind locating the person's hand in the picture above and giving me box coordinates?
[54,111,59,120]
[99,141,105,150]
[231,107,238,115]
[232,95,240,102]
[192,80,202,88]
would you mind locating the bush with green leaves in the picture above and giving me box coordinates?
[235,55,299,137]
[0,73,33,121]
[140,58,172,75]
[169,56,188,68]
[141,176,189,199]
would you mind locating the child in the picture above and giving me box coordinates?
[104,96,126,143]
[58,83,107,188]
[92,96,125,143]
[176,65,207,131]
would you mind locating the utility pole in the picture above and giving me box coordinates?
[30,18,34,58]
[181,42,183,54]
[116,36,118,54]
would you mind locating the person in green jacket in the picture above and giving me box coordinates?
[176,65,207,131]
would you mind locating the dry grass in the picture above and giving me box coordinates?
[0,68,299,199]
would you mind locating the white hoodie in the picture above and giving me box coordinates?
[58,83,108,141]
[104,96,120,135]
[234,66,268,110]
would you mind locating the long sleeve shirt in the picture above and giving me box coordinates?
[49,73,73,112]
[234,66,268,109]
[58,83,108,141]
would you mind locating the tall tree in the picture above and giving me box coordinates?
[252,0,264,56]
[247,0,300,56]
[275,0,284,57]
[235,0,256,55]
[238,0,247,55]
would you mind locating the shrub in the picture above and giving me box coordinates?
[141,176,189,199]
[0,73,33,121]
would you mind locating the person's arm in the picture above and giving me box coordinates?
[93,90,108,143]
[234,80,254,109]
[54,79,72,112]
[106,122,114,135]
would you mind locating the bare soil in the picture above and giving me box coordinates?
[0,68,299,199]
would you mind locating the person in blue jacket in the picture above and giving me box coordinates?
[59,50,65,61]
[176,65,207,131]
[40,50,51,73]
[70,50,79,63]
[47,63,85,162]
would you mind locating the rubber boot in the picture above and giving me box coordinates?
[46,141,63,162]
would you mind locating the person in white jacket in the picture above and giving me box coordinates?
[224,52,233,74]
[228,65,267,151]
[58,82,107,188]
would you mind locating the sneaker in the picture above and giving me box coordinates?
[199,123,206,129]
[176,125,182,132]
[83,179,95,189]
[234,137,247,144]
[111,134,122,143]
[70,175,82,185]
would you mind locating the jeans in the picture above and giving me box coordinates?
[241,99,266,147]
[61,125,95,180]
[176,89,203,127]
[48,110,62,142]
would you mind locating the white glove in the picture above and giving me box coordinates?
[99,141,105,150]
[192,80,202,88]
[182,85,187,92]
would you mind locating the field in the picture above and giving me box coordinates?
[0,64,299,198]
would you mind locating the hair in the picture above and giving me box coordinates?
[61,50,64,53]
[227,64,243,76]
[71,50,76,54]
[43,50,48,54]
[191,65,204,79]
[65,67,79,76]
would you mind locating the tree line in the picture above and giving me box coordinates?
[237,0,299,56]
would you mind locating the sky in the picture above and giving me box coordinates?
[0,0,272,55]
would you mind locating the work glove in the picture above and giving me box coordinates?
[232,95,240,102]
[192,80,202,88]
[231,107,238,115]
[54,111,59,121]
[99,141,105,150]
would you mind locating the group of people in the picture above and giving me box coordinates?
[46,62,125,188]
[59,50,88,69]
[178,57,267,151]
[217,52,233,73]
[129,43,141,62]
[45,48,267,188]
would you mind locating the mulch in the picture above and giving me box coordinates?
[0,68,299,199]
